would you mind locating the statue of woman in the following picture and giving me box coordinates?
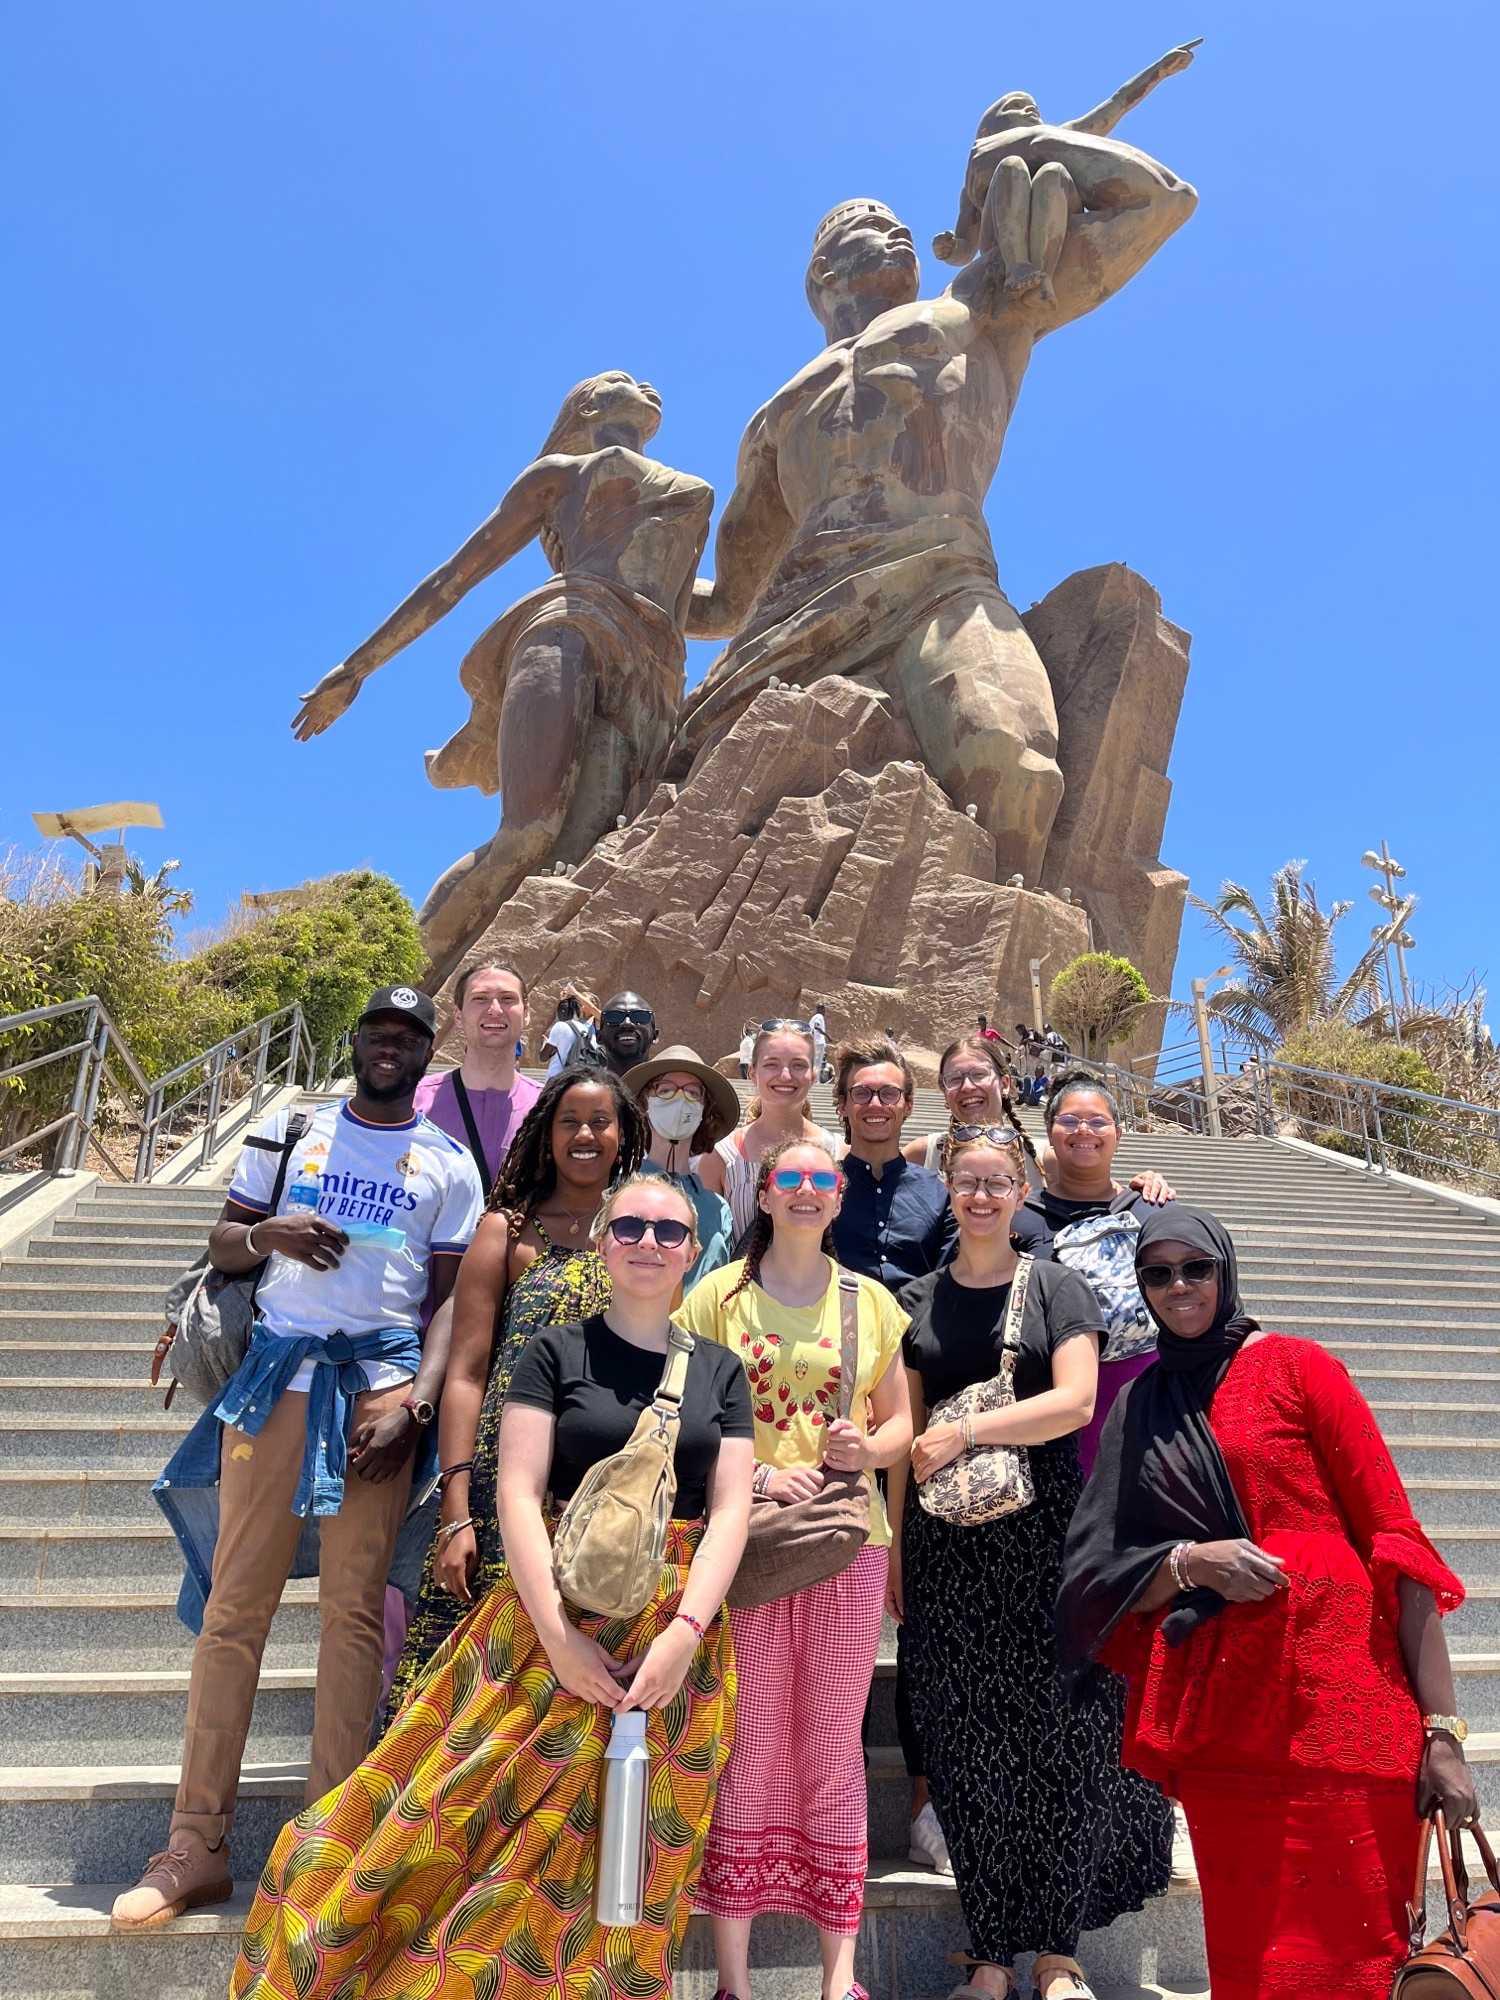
[293,372,713,989]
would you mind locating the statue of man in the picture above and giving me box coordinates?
[672,101,1196,881]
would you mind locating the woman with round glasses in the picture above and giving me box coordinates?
[675,1139,913,2000]
[1011,1072,1175,1475]
[1059,1204,1474,2000]
[903,1033,1013,1172]
[698,1021,837,1238]
[624,1045,738,1292]
[889,1127,1173,2000]
[233,1175,755,2000]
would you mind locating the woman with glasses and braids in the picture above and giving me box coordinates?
[903,1032,1023,1173]
[1011,1071,1175,1477]
[697,1020,837,1238]
[385,1066,646,1716]
[1059,1205,1474,2000]
[232,1174,755,2000]
[889,1128,1172,2000]
[674,1139,913,2000]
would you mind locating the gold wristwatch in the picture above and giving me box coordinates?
[1422,1714,1469,1743]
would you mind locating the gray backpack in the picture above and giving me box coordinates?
[152,1113,308,1410]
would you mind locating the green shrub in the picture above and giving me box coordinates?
[1048,952,1152,1057]
[1275,1021,1442,1168]
[185,872,424,1057]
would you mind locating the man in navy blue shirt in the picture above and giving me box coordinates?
[829,1037,956,1290]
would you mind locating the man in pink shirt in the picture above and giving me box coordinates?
[413,962,540,1197]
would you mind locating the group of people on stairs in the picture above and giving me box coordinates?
[110,965,1479,2000]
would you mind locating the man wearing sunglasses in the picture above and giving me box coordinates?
[596,990,660,1078]
[830,1037,956,1292]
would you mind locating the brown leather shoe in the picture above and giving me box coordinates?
[110,1832,232,1929]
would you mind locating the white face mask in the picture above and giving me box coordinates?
[647,1094,702,1143]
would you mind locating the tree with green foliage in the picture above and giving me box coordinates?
[1275,1019,1443,1167]
[1192,860,1393,1054]
[186,871,425,1057]
[1048,952,1152,1058]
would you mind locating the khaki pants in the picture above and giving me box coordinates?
[171,1379,413,1847]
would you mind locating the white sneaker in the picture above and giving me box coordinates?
[908,1800,953,1875]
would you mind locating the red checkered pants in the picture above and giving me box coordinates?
[695,1544,887,1934]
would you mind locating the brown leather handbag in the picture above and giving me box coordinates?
[1391,1811,1500,1996]
[726,1270,870,1610]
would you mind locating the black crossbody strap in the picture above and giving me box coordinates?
[248,1110,309,1308]
[449,1073,493,1192]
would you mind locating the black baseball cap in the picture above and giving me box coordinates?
[358,985,437,1038]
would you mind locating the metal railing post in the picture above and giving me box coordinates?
[1369,1087,1388,1174]
[199,1050,227,1170]
[249,1017,272,1116]
[135,1084,161,1183]
[69,1007,111,1175]
[56,1000,102,1175]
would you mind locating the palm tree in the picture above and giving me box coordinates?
[123,858,194,921]
[1190,860,1393,1054]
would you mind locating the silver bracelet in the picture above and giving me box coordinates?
[244,1222,267,1258]
[1168,1541,1193,1593]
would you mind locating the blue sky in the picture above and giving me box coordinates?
[5,1,1495,1022]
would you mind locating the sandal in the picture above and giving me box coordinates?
[944,1953,1017,1998]
[1031,1956,1096,2000]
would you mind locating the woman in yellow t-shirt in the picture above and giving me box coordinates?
[675,1139,912,2000]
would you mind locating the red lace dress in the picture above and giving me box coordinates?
[1103,1334,1464,2000]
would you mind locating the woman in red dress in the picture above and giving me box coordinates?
[1058,1203,1478,2000]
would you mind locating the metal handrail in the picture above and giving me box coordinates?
[0,994,308,1182]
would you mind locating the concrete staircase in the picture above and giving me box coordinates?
[2,1089,1497,1996]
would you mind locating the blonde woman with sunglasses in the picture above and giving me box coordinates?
[675,1139,913,2000]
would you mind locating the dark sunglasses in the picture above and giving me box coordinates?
[606,1215,691,1248]
[760,1017,813,1033]
[1138,1257,1220,1290]
[602,1007,654,1028]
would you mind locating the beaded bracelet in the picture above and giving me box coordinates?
[675,1611,706,1642]
[752,1463,774,1498]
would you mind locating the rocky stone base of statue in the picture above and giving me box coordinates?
[469,673,1088,1079]
[462,561,1186,1077]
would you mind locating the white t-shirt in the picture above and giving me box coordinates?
[229,1101,484,1391]
[545,1018,580,1077]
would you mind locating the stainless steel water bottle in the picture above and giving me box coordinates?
[595,1708,650,1927]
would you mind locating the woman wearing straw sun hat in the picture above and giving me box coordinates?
[624,1045,739,1292]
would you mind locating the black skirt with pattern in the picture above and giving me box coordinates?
[902,1435,1174,1965]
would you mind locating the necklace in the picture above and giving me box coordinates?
[541,1199,596,1238]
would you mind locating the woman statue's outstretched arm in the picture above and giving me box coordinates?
[292,455,571,739]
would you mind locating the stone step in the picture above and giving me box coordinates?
[3,1382,203,1419]
[0,1279,169,1315]
[85,1189,228,1213]
[1252,1294,1500,1328]
[1434,1527,1500,1570]
[0,1311,163,1347]
[1407,1477,1500,1529]
[0,1418,188,1473]
[25,1233,203,1263]
[1366,1401,1500,1440]
[1328,1337,1500,1362]
[0,1344,155,1382]
[1392,1439,1500,1484]
[0,1471,159,1526]
[0,1668,317,1769]
[0,1524,181,1593]
[1273,1310,1500,1343]
[0,1876,1211,2000]
[0,1585,320,1672]
[1231,1221,1500,1248]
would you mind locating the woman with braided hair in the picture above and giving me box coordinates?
[675,1138,912,2000]
[384,1066,646,1716]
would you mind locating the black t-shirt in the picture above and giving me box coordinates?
[899,1260,1101,1407]
[505,1315,754,1517]
[1009,1186,1157,1257]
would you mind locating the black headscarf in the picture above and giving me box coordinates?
[1056,1203,1260,1681]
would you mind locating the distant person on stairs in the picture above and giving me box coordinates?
[414,961,539,1196]
[1059,1204,1476,2000]
[112,987,484,1930]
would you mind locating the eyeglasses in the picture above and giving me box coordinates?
[606,1215,692,1248]
[951,1122,1014,1143]
[1052,1114,1116,1135]
[948,1172,1019,1197]
[942,1067,996,1090]
[760,1017,813,1034]
[647,1082,705,1104]
[602,1007,654,1028]
[769,1167,842,1194]
[1137,1257,1220,1290]
[847,1084,906,1107]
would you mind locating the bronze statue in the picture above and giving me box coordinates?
[293,372,712,988]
